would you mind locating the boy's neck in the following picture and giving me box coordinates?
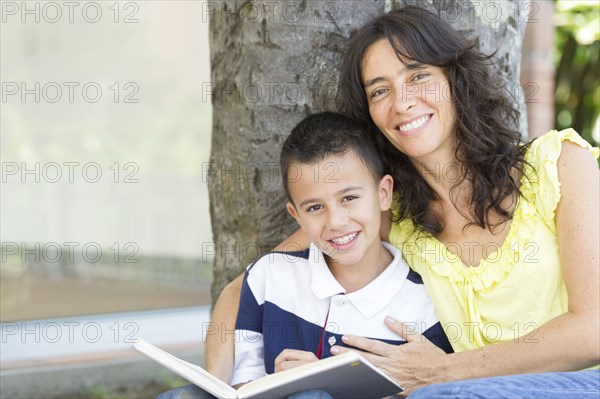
[325,242,393,294]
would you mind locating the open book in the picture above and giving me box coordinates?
[133,339,402,399]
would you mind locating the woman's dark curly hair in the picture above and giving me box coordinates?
[338,5,530,235]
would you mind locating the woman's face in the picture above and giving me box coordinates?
[361,39,458,164]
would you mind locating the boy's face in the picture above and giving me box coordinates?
[286,150,393,267]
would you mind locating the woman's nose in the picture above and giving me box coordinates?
[394,84,418,113]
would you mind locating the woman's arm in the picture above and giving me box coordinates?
[333,142,600,393]
[204,274,243,383]
[203,228,311,382]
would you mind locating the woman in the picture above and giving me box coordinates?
[205,5,599,398]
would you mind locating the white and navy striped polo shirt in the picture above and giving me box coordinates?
[231,241,452,386]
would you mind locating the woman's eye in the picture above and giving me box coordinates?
[412,73,429,82]
[370,88,387,98]
[343,195,358,202]
[306,204,322,213]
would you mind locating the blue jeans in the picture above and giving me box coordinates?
[408,370,600,399]
[156,384,334,399]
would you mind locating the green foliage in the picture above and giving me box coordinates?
[554,0,600,147]
[59,379,188,399]
[87,386,115,399]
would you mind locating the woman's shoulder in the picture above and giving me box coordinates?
[522,128,598,193]
[525,129,599,164]
[520,129,599,226]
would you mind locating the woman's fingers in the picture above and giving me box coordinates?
[331,317,425,357]
[336,334,396,357]
[384,317,424,343]
[330,319,448,395]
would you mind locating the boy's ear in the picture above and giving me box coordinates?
[378,174,394,211]
[286,201,304,230]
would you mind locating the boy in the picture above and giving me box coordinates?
[231,112,451,386]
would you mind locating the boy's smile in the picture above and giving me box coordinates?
[329,231,359,249]
[286,150,393,279]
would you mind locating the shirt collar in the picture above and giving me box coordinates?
[309,242,410,318]
[309,243,346,299]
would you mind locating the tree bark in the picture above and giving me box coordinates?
[208,0,527,302]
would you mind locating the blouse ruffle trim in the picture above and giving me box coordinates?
[390,129,599,291]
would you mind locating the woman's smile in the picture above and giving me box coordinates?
[396,114,432,134]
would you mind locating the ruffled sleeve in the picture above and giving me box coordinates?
[522,129,599,233]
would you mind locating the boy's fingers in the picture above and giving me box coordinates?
[274,349,317,367]
[274,349,295,368]
[275,349,298,365]
[275,359,311,373]
[277,349,312,358]
[274,350,319,373]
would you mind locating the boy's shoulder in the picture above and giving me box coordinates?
[381,241,424,285]
[246,246,313,273]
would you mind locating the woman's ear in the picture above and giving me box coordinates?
[379,174,394,211]
[286,202,304,230]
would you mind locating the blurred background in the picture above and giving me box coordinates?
[553,0,599,147]
[1,2,213,398]
[0,0,598,398]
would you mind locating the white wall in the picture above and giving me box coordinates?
[1,1,213,259]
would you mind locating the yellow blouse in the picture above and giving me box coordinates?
[389,129,599,352]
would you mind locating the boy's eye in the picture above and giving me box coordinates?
[342,195,358,202]
[306,204,322,213]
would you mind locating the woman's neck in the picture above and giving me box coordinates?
[408,143,476,232]
[410,147,466,200]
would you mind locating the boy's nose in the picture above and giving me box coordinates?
[326,208,349,229]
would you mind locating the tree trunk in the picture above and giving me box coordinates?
[208,0,527,302]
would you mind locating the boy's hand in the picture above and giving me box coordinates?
[274,349,319,372]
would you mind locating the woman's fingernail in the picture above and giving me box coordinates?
[341,335,349,342]
[385,316,396,325]
[330,347,340,354]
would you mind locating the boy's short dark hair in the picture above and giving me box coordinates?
[280,112,384,202]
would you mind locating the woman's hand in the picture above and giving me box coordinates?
[274,349,319,373]
[330,317,449,395]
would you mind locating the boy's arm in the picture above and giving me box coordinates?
[203,229,310,382]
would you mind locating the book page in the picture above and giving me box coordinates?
[133,340,236,398]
